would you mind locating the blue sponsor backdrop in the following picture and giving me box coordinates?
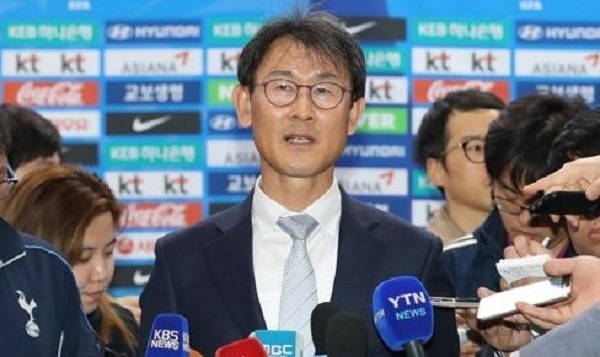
[2,0,598,296]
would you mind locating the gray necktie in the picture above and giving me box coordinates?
[277,214,319,355]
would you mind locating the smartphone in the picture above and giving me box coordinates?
[477,277,570,321]
[528,190,600,217]
[429,297,480,308]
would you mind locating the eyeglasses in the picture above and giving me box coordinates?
[492,192,542,215]
[441,137,486,164]
[0,165,18,199]
[253,79,352,110]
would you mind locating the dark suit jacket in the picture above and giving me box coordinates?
[140,189,459,356]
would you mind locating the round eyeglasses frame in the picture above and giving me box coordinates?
[252,79,353,110]
[441,137,486,164]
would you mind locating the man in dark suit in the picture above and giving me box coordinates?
[140,8,458,357]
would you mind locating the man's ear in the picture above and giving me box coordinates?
[347,97,366,135]
[232,85,252,128]
[426,157,447,188]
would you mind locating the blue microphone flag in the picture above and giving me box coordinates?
[146,313,190,357]
[250,330,302,357]
[372,276,434,351]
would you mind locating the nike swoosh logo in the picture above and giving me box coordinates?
[344,21,377,35]
[133,270,151,286]
[132,115,171,132]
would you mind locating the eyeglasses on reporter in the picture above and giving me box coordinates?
[440,137,486,164]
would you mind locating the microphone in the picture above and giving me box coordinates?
[372,276,434,357]
[145,313,191,357]
[325,311,368,357]
[310,302,341,356]
[215,337,268,357]
[250,330,303,357]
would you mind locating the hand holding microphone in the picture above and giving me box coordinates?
[372,276,435,357]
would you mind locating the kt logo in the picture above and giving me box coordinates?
[118,175,143,195]
[220,52,240,71]
[61,53,86,74]
[368,80,393,100]
[471,52,496,72]
[426,51,450,71]
[164,174,188,195]
[16,54,40,73]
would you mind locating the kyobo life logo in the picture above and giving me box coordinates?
[363,47,406,73]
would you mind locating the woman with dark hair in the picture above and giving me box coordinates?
[0,163,139,356]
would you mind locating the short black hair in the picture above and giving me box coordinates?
[237,7,366,101]
[413,89,505,167]
[2,104,62,169]
[0,109,11,157]
[485,93,590,192]
[549,108,600,172]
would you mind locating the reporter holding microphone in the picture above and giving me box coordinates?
[140,5,458,357]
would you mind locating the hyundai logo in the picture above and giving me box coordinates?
[107,24,134,40]
[209,114,238,131]
[518,25,544,41]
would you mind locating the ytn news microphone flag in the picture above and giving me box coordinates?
[373,276,434,357]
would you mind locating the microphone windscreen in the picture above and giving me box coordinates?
[310,302,341,354]
[250,330,302,357]
[145,313,190,357]
[215,337,267,357]
[372,276,434,351]
[325,311,368,357]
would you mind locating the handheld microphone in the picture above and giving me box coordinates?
[145,314,191,357]
[215,337,268,357]
[250,330,303,357]
[325,311,368,357]
[372,276,434,357]
[310,302,341,355]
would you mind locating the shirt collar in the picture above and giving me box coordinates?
[252,176,341,235]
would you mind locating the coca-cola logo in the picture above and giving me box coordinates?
[413,79,510,104]
[122,202,202,228]
[427,80,494,102]
[4,81,99,107]
[117,236,134,255]
[115,234,157,257]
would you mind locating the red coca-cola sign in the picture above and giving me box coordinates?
[412,79,510,104]
[121,202,203,229]
[4,81,99,107]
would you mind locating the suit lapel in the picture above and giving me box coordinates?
[204,194,267,335]
[331,191,387,312]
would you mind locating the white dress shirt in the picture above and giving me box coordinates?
[252,177,341,330]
